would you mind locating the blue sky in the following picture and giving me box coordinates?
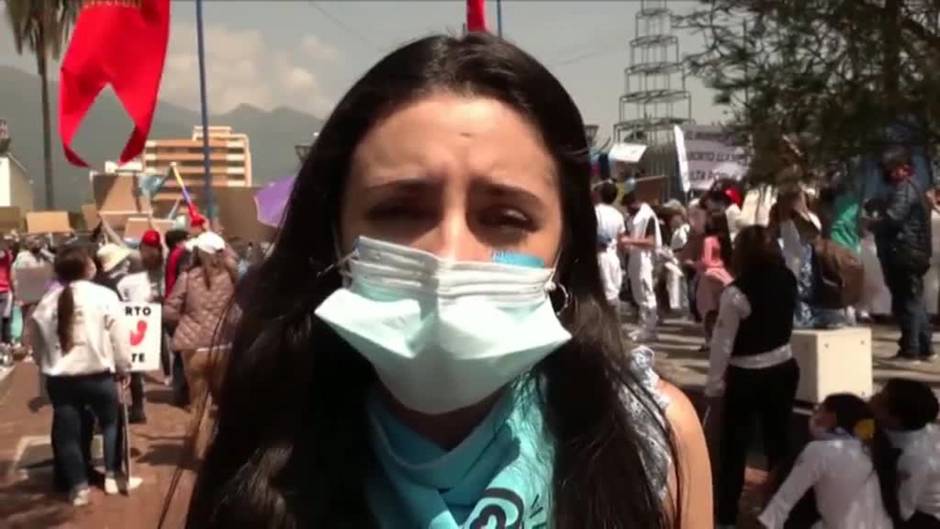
[1,1,728,142]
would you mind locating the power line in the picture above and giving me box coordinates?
[307,1,383,53]
[548,46,624,68]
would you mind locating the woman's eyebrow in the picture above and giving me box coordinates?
[471,176,549,210]
[359,175,445,195]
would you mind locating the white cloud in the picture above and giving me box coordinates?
[300,34,340,63]
[160,22,340,117]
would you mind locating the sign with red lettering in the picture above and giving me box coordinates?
[120,302,161,372]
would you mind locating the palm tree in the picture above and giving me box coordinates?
[4,0,80,209]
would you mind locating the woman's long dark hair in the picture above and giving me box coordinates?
[732,225,785,276]
[705,210,733,268]
[186,33,676,529]
[821,394,901,523]
[54,246,90,353]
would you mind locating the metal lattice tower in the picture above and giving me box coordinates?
[614,0,692,146]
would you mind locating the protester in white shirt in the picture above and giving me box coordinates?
[871,378,940,528]
[28,245,132,506]
[759,393,898,529]
[593,180,626,308]
[114,231,167,424]
[663,203,690,313]
[620,180,662,342]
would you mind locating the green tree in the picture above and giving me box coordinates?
[5,0,80,208]
[678,0,940,185]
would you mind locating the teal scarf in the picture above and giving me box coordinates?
[366,381,553,528]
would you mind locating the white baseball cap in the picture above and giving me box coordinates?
[195,231,226,254]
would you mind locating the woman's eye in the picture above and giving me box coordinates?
[479,208,534,231]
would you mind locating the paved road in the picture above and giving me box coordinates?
[0,362,194,529]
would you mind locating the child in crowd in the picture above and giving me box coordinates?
[758,393,899,529]
[697,211,733,349]
[871,379,940,529]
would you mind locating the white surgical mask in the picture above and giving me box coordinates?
[315,236,572,415]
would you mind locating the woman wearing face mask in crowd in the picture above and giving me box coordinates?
[758,394,899,529]
[185,34,711,528]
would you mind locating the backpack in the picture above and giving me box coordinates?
[812,238,864,309]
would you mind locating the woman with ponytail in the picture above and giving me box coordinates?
[28,245,133,506]
[758,393,899,529]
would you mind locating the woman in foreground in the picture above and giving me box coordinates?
[187,33,710,528]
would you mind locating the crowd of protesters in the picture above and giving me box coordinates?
[0,212,263,507]
[593,144,939,528]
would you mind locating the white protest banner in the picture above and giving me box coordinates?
[679,124,748,191]
[13,265,54,304]
[674,125,690,194]
[121,302,161,372]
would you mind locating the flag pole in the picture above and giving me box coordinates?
[195,0,214,220]
[497,0,503,37]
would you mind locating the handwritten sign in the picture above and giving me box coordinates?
[120,302,161,372]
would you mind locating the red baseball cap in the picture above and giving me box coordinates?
[190,212,207,227]
[141,229,162,248]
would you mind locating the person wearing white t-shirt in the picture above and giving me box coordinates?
[758,394,898,529]
[29,245,133,506]
[593,180,626,308]
[620,181,662,342]
[871,378,940,529]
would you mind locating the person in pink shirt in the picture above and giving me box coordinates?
[697,211,734,348]
[0,237,14,355]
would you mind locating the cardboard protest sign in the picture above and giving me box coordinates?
[123,217,174,241]
[631,175,668,205]
[92,173,152,215]
[26,211,72,234]
[13,265,54,303]
[121,302,162,372]
[81,204,98,230]
[0,207,22,233]
[99,213,135,231]
[214,186,275,242]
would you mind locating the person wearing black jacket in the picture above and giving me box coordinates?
[867,146,934,362]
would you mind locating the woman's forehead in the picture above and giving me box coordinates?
[349,93,557,191]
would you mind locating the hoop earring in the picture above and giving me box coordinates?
[553,283,573,316]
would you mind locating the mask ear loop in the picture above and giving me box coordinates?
[308,226,357,283]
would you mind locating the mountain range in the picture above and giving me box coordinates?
[0,65,324,210]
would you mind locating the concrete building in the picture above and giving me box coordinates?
[142,126,252,214]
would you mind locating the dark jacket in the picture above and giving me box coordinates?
[874,179,932,272]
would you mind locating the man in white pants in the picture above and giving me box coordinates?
[621,182,662,342]
[593,180,626,312]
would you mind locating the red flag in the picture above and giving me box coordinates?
[59,0,171,167]
[467,0,487,32]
